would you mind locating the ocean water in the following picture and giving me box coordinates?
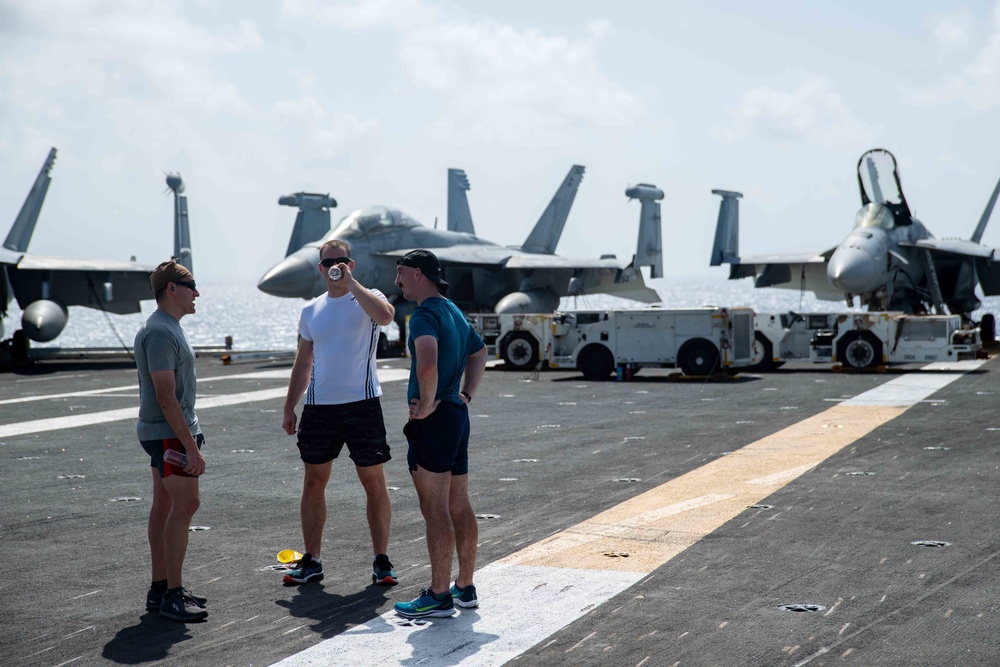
[5,275,998,351]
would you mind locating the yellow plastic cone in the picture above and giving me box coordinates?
[277,549,303,563]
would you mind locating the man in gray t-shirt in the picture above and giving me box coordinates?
[134,260,208,623]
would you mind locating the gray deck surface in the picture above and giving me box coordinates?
[1,354,997,666]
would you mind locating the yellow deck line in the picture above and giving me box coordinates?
[502,403,905,572]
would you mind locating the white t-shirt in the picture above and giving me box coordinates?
[298,289,387,405]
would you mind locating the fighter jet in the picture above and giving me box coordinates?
[258,165,662,333]
[710,148,1000,323]
[0,148,193,345]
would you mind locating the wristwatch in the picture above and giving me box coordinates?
[460,390,472,403]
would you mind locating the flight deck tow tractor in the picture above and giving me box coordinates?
[469,306,756,380]
[748,311,983,371]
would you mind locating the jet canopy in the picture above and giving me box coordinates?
[330,206,422,239]
[857,148,912,227]
[853,202,895,230]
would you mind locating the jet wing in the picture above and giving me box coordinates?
[736,251,831,265]
[902,239,1000,296]
[902,238,996,259]
[16,254,156,272]
[723,250,842,301]
[9,254,155,314]
[375,247,624,269]
[504,254,623,269]
[375,247,658,302]
[375,246,515,266]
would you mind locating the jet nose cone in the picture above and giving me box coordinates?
[258,255,316,298]
[827,248,877,293]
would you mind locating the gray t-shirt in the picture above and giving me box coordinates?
[134,309,201,441]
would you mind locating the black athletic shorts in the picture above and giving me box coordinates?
[403,400,470,475]
[297,397,391,467]
[141,433,205,479]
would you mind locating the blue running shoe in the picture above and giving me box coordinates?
[372,554,398,586]
[394,588,456,618]
[283,553,324,584]
[450,582,478,608]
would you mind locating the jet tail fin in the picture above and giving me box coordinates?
[520,165,585,254]
[166,173,193,272]
[4,147,57,253]
[710,189,743,266]
[447,168,475,234]
[970,175,1000,244]
[278,193,337,257]
[625,184,664,278]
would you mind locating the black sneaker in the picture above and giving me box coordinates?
[159,588,208,622]
[372,554,398,586]
[450,582,479,608]
[283,553,324,584]
[147,586,206,610]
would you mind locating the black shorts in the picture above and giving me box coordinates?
[403,400,470,475]
[141,433,205,479]
[297,398,391,467]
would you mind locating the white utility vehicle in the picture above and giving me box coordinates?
[469,306,755,379]
[750,311,982,370]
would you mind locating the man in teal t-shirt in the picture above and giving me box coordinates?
[392,250,487,619]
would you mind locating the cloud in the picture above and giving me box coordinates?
[280,0,437,30]
[281,0,645,146]
[907,3,1000,110]
[0,1,261,121]
[307,112,381,159]
[712,75,876,147]
[926,9,975,48]
[273,96,327,122]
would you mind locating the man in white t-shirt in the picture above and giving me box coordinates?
[281,239,398,587]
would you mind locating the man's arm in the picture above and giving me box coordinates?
[459,346,488,404]
[343,265,395,326]
[411,334,439,420]
[282,336,314,435]
[150,370,205,476]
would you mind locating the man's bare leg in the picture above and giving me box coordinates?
[148,468,171,582]
[160,475,200,589]
[411,465,455,594]
[301,461,333,558]
[448,473,477,589]
[355,463,392,555]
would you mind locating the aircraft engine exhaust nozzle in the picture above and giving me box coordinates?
[258,250,318,298]
[21,299,69,342]
[827,248,878,293]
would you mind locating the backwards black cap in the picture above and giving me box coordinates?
[397,249,449,291]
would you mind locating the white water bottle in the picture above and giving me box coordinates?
[164,449,187,467]
[328,266,342,281]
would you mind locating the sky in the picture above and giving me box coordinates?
[2,0,999,285]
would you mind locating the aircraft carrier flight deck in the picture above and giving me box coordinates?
[1,354,998,667]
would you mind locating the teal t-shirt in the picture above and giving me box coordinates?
[406,297,485,405]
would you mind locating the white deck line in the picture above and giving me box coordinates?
[0,369,411,439]
[270,565,646,667]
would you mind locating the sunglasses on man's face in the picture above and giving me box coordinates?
[174,280,197,291]
[320,256,351,268]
